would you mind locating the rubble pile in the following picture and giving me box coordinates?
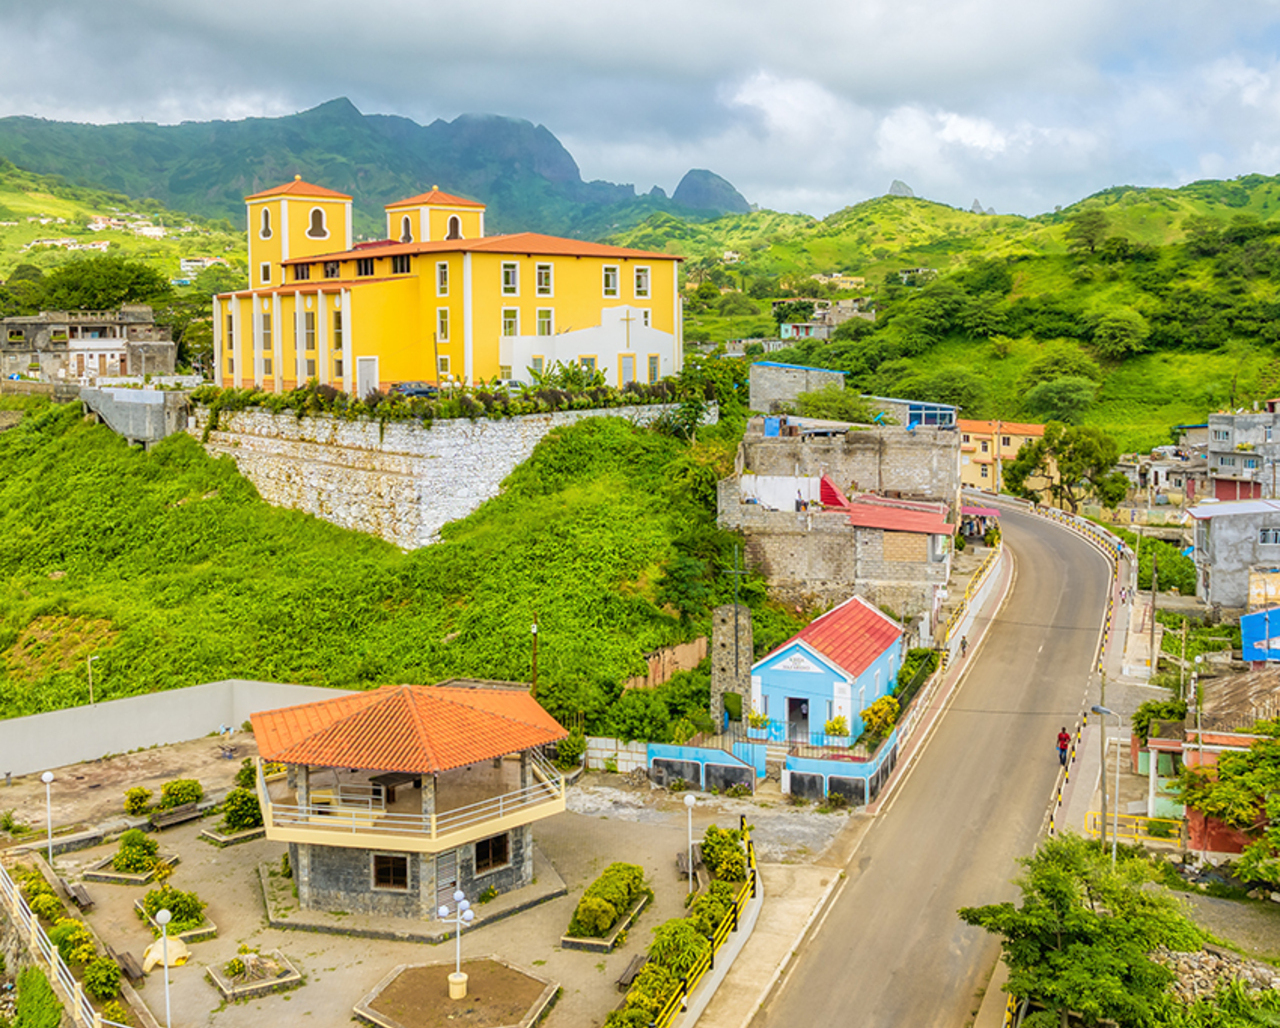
[1152,945,1280,1003]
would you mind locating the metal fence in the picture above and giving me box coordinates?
[1085,811,1185,845]
[652,815,758,1028]
[0,860,132,1028]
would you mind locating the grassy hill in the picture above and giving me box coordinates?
[0,399,799,734]
[0,160,245,282]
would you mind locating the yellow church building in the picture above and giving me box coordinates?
[213,178,683,395]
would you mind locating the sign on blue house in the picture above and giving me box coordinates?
[751,595,904,744]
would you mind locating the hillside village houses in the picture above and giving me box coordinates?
[214,178,682,394]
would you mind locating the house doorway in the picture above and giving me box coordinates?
[787,697,809,740]
[356,356,379,399]
[435,850,458,912]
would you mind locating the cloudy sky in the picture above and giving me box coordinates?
[4,0,1280,217]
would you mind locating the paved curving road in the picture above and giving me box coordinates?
[753,510,1111,1028]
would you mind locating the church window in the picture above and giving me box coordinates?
[225,314,234,347]
[437,308,449,342]
[648,355,659,382]
[332,310,343,352]
[392,254,411,274]
[634,266,650,298]
[641,309,651,327]
[295,264,311,281]
[502,309,519,336]
[536,264,553,296]
[500,365,512,379]
[303,312,316,352]
[260,263,271,283]
[259,207,272,239]
[602,265,619,298]
[437,262,449,296]
[501,262,519,296]
[446,215,462,240]
[324,261,341,279]
[580,356,596,373]
[438,355,451,376]
[536,309,553,336]
[307,207,328,239]
[400,215,413,243]
[357,258,375,277]
[261,312,272,352]
[531,356,544,375]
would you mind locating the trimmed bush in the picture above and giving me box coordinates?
[689,891,730,938]
[111,829,158,874]
[648,918,710,977]
[138,885,206,936]
[234,758,256,790]
[863,696,900,737]
[123,787,151,817]
[701,824,747,882]
[567,862,646,937]
[625,963,679,1017]
[28,893,64,923]
[219,788,262,832]
[101,1001,132,1026]
[47,919,95,964]
[157,779,202,810]
[82,957,121,1000]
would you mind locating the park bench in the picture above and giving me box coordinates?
[105,944,144,984]
[58,877,94,911]
[150,802,201,830]
[675,844,703,879]
[616,953,648,992]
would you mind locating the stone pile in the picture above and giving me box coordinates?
[1151,945,1280,1003]
[0,979,15,1022]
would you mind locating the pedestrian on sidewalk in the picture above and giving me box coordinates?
[960,635,968,659]
[1057,727,1071,766]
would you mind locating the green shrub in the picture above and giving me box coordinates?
[702,825,747,881]
[234,758,256,790]
[567,862,645,937]
[47,918,94,964]
[28,893,64,922]
[157,779,202,810]
[123,787,151,817]
[224,957,246,979]
[138,886,205,935]
[555,728,586,771]
[111,829,158,874]
[101,1001,132,1026]
[823,716,850,737]
[688,891,730,938]
[219,788,262,832]
[603,1009,652,1028]
[625,963,679,1017]
[15,966,62,1028]
[648,918,710,976]
[82,957,121,1000]
[280,851,292,879]
[862,696,900,737]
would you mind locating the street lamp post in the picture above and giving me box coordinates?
[87,655,98,706]
[40,772,53,866]
[1091,705,1121,866]
[155,908,172,1028]
[438,889,474,999]
[685,793,696,895]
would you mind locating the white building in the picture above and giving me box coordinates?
[500,305,680,387]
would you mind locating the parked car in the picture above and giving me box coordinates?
[484,379,525,392]
[389,381,439,398]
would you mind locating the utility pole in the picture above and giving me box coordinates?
[1150,553,1159,676]
[530,613,539,701]
[1098,672,1107,853]
[1180,620,1188,700]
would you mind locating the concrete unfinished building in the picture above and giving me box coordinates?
[1,305,176,383]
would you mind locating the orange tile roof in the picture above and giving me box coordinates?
[245,177,353,201]
[768,596,902,679]
[250,682,567,774]
[957,419,1045,436]
[386,187,485,209]
[279,231,679,265]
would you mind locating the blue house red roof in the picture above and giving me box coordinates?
[768,596,903,679]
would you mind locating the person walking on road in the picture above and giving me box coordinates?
[960,636,968,659]
[1057,727,1071,766]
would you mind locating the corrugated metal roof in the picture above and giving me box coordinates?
[751,362,845,374]
[251,682,567,774]
[765,595,902,679]
[1187,499,1280,519]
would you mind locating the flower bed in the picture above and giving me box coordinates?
[198,825,266,848]
[83,854,180,886]
[205,950,302,1001]
[561,862,650,953]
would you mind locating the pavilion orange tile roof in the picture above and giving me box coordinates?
[280,231,678,264]
[386,187,485,208]
[773,596,903,679]
[245,178,353,201]
[250,682,568,774]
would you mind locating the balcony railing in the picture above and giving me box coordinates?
[257,751,564,844]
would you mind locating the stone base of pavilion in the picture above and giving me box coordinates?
[256,844,567,943]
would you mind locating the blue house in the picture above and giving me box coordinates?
[751,596,904,743]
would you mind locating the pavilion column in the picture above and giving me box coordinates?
[422,774,436,820]
[520,752,530,791]
[297,765,309,807]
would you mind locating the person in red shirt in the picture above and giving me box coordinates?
[1057,727,1071,766]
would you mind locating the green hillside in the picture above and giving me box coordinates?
[0,398,799,734]
[0,159,245,282]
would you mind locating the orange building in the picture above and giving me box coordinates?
[957,419,1054,495]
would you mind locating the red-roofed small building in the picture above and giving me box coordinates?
[250,679,567,920]
[750,596,904,743]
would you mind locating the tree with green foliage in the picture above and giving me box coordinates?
[655,555,713,623]
[39,255,171,311]
[1023,376,1097,423]
[830,317,876,342]
[1005,422,1129,512]
[772,300,815,327]
[1019,345,1102,390]
[789,383,880,423]
[1065,208,1110,254]
[960,833,1201,1028]
[1091,307,1151,358]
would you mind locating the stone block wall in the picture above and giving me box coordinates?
[748,364,844,413]
[456,824,534,899]
[190,403,702,549]
[739,425,960,506]
[710,604,753,724]
[297,842,431,919]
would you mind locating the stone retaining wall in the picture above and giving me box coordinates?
[190,403,704,549]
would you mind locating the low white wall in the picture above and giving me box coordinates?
[0,680,355,778]
[585,737,648,773]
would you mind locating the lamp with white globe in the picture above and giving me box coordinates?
[438,889,475,999]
